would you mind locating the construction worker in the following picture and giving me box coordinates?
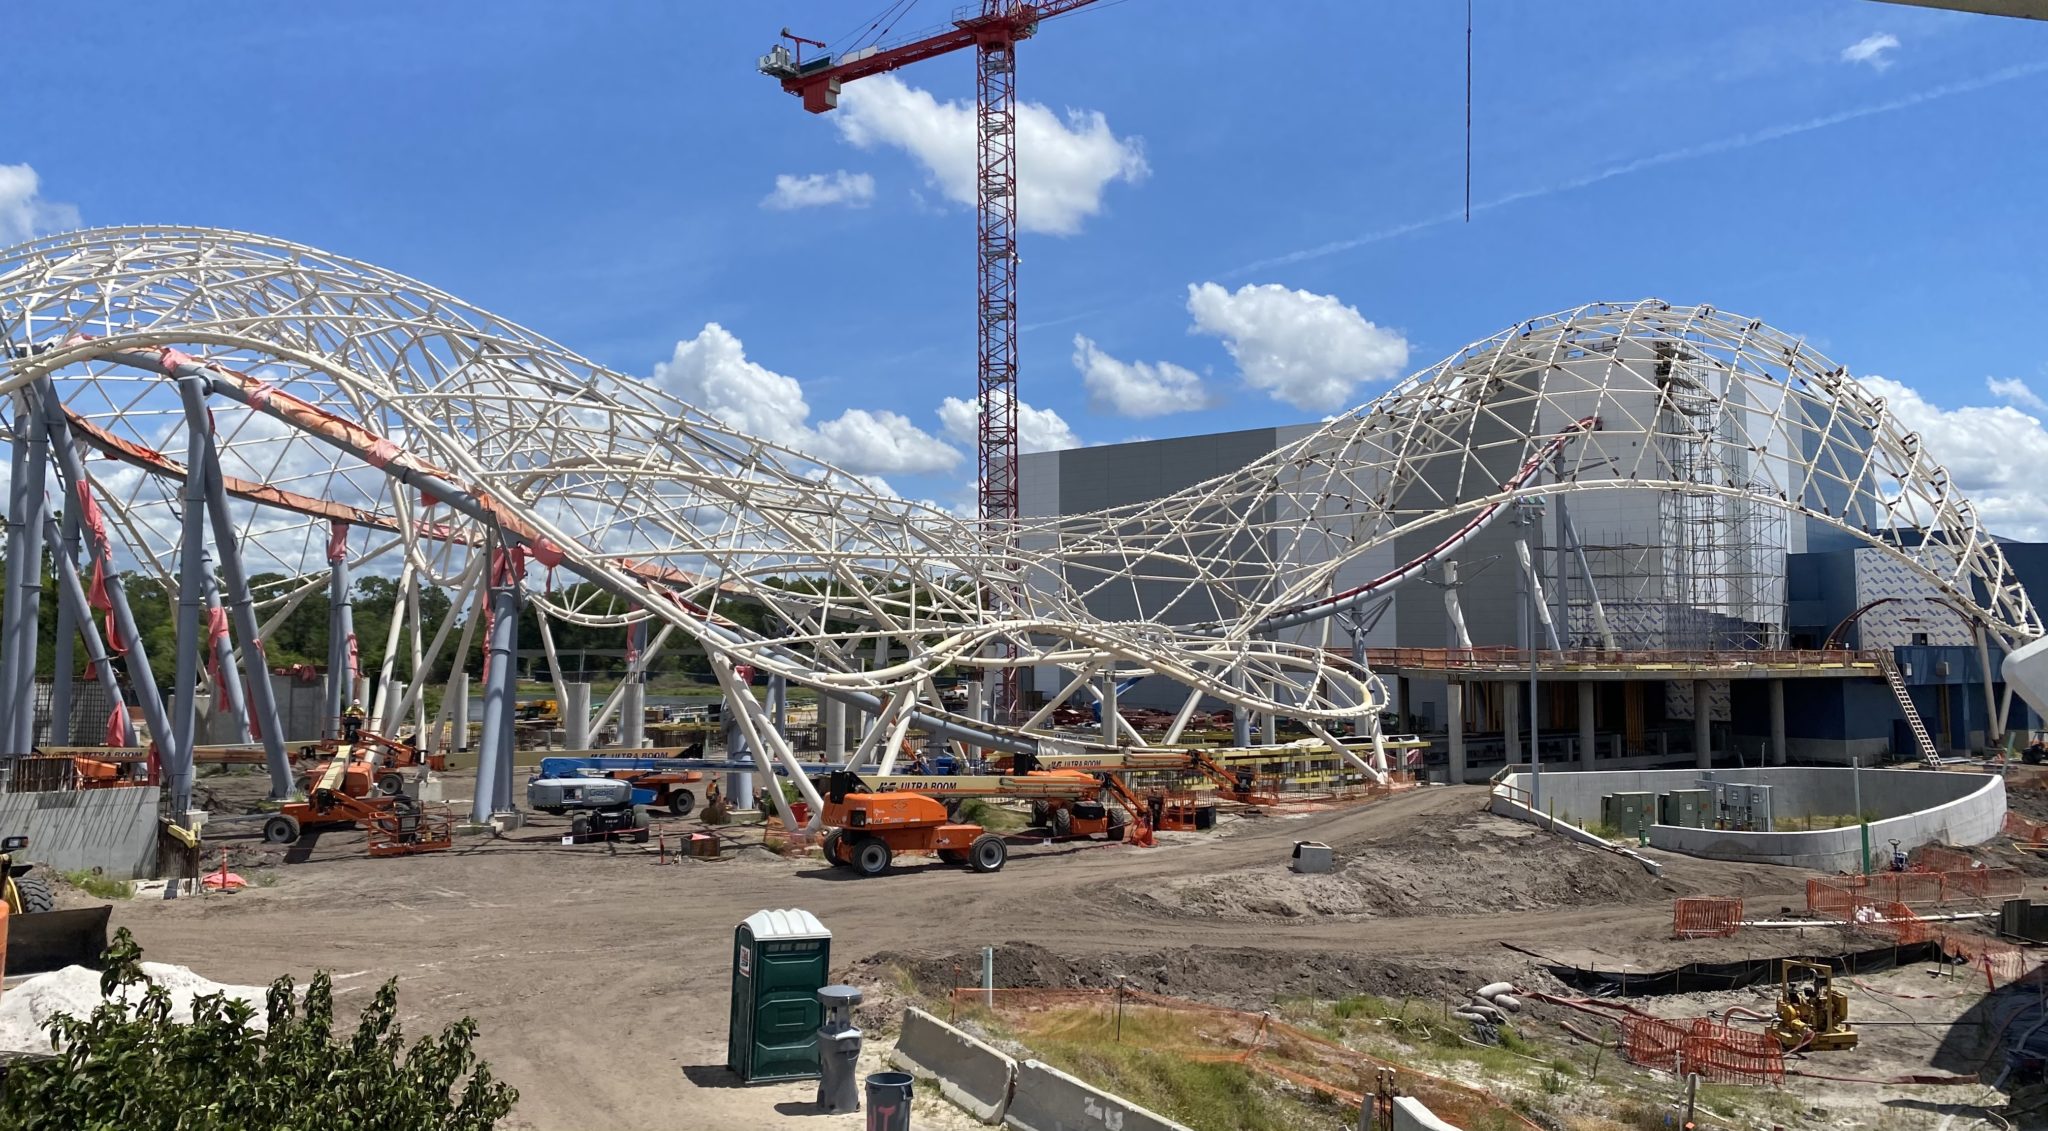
[343,699,366,744]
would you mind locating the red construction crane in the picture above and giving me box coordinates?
[759,1,1101,723]
[758,0,1099,528]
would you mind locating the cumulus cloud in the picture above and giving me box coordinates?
[835,75,1147,236]
[1841,32,1900,70]
[1987,376,2048,414]
[0,163,79,244]
[761,170,875,211]
[652,323,961,476]
[1185,282,1409,412]
[1865,375,2048,539]
[1072,335,1211,417]
[937,393,1082,454]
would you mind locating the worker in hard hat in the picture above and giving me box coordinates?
[343,699,366,744]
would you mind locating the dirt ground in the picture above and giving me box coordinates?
[76,780,2025,1130]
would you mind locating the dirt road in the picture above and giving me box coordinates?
[109,786,1825,1130]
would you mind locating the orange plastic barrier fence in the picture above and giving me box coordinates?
[1808,868,2025,912]
[1913,845,1977,873]
[1806,879,1861,919]
[2006,812,2048,843]
[1612,1014,1785,1084]
[1672,897,1743,939]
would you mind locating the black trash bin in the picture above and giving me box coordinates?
[864,1071,914,1131]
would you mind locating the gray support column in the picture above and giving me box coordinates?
[325,529,353,739]
[769,673,787,737]
[1503,681,1521,764]
[178,379,291,797]
[36,382,173,775]
[1233,668,1252,747]
[1100,670,1117,741]
[1693,679,1713,769]
[0,413,27,749]
[1769,678,1788,766]
[471,551,520,824]
[824,696,846,762]
[450,672,472,752]
[563,680,591,751]
[12,418,45,753]
[166,390,211,814]
[202,567,250,745]
[1578,681,1596,769]
[621,680,646,749]
[1447,679,1466,783]
[40,513,125,743]
[49,502,80,746]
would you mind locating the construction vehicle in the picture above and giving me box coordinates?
[818,769,1045,876]
[535,750,707,816]
[1767,960,1857,1051]
[998,748,1263,836]
[1,833,113,972]
[526,776,651,843]
[300,729,444,795]
[264,734,451,850]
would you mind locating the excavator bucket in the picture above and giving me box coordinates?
[7,905,113,975]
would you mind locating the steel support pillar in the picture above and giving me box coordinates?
[39,513,124,744]
[769,673,787,737]
[1447,680,1466,783]
[178,379,292,797]
[1577,681,1596,769]
[620,618,646,749]
[1768,678,1788,766]
[203,567,250,744]
[1694,680,1713,769]
[1100,670,1117,741]
[471,549,520,824]
[2,402,47,753]
[0,413,26,751]
[451,672,471,752]
[325,531,353,739]
[563,680,591,751]
[35,381,172,777]
[1502,681,1520,763]
[49,501,79,746]
[166,385,211,813]
[824,696,846,762]
[1233,667,1252,747]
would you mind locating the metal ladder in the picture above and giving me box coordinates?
[1877,653,1941,766]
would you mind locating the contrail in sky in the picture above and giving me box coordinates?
[1222,58,2048,280]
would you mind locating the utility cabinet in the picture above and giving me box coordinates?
[727,908,832,1083]
[1601,792,1655,837]
[1658,789,1712,829]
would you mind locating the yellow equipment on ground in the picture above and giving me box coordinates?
[1767,960,1857,1051]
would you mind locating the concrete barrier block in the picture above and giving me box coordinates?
[889,1007,1016,1124]
[1391,1095,1464,1131]
[1005,1058,1194,1131]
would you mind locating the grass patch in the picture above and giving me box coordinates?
[60,869,132,900]
[954,798,1028,833]
[1776,812,1875,831]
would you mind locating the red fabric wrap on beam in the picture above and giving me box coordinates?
[327,521,349,563]
[364,438,400,469]
[158,347,196,373]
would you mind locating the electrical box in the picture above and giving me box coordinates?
[1702,780,1774,831]
[1659,789,1712,829]
[1601,792,1655,837]
[728,908,832,1083]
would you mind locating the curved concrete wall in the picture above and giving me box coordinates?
[1492,767,2005,873]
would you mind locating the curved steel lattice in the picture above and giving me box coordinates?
[0,232,2036,784]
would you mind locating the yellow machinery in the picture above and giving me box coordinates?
[1767,960,1857,1051]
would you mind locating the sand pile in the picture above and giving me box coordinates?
[0,962,270,1054]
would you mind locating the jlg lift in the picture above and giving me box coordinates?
[818,767,1115,877]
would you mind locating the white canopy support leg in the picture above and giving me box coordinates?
[848,687,915,771]
[877,702,919,776]
[1305,719,1386,785]
[1023,666,1091,732]
[1162,664,1211,746]
[588,622,672,739]
[711,655,799,832]
[370,560,414,732]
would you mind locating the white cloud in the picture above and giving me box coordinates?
[1184,282,1409,413]
[937,393,1082,454]
[761,170,875,211]
[1987,376,2047,414]
[835,75,1147,236]
[1841,32,1899,70]
[1072,335,1211,417]
[0,163,79,244]
[1865,376,2048,539]
[652,323,961,476]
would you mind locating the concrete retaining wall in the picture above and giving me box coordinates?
[890,1007,1017,1123]
[1005,1059,1193,1131]
[1391,1095,1463,1131]
[1493,767,2005,872]
[0,786,160,878]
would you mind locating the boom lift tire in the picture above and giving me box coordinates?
[376,771,406,796]
[821,828,846,866]
[632,807,652,844]
[852,836,893,877]
[571,814,592,839]
[1050,808,1072,839]
[1029,800,1048,826]
[667,789,696,817]
[968,834,1006,873]
[1106,809,1126,842]
[263,813,301,846]
[11,871,54,914]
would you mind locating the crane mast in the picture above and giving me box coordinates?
[760,1,1100,721]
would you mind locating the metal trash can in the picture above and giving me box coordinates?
[864,1071,914,1131]
[815,984,864,1113]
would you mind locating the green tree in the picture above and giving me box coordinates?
[0,929,517,1130]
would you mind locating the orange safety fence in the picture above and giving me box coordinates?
[1606,1012,1784,1084]
[2006,812,2048,844]
[1913,844,1978,873]
[1807,881,2042,989]
[1672,897,1743,939]
[1807,868,2026,912]
[945,986,1541,1130]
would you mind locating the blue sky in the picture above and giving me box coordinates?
[4,1,2047,524]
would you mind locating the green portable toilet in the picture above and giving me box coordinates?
[727,908,832,1083]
